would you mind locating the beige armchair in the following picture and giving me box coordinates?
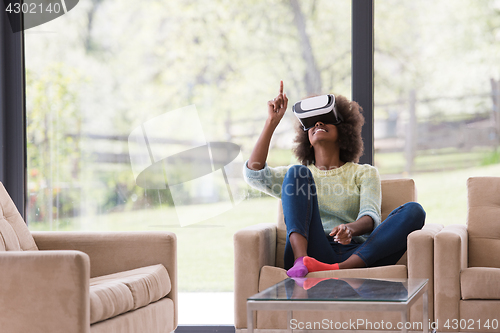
[0,182,177,333]
[434,177,500,332]
[234,178,442,331]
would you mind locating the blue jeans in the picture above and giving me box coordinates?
[282,165,426,270]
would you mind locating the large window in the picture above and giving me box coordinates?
[21,0,500,327]
[24,0,351,325]
[374,0,500,225]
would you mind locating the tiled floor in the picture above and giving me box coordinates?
[178,292,234,325]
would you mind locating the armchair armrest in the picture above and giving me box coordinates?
[408,223,443,322]
[234,223,277,329]
[0,250,90,333]
[434,224,468,331]
[31,231,178,327]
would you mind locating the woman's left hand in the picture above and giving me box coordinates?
[330,224,352,245]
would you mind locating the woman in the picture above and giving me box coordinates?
[243,81,426,278]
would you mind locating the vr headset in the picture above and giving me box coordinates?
[292,94,343,131]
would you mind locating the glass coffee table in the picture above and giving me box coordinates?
[247,277,428,333]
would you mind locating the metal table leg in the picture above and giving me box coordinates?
[423,290,429,333]
[247,304,254,333]
[401,309,408,333]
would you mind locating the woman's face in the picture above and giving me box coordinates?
[307,121,339,147]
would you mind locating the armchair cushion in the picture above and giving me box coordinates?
[89,264,171,324]
[0,218,20,250]
[0,182,38,251]
[90,278,134,325]
[460,267,500,300]
[90,297,175,333]
[467,177,500,267]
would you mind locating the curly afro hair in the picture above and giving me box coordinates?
[293,94,365,165]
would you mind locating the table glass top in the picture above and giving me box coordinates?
[248,278,427,302]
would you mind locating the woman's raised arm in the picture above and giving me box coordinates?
[247,80,288,170]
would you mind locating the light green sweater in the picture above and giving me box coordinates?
[243,161,382,243]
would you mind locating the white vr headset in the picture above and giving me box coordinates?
[292,94,343,131]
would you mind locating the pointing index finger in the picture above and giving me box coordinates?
[279,80,283,94]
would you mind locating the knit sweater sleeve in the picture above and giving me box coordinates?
[242,160,290,199]
[355,165,382,229]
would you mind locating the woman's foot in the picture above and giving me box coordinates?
[286,256,309,277]
[303,256,339,272]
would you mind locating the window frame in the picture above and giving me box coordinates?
[0,7,27,219]
[353,0,374,165]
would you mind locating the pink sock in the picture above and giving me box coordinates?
[286,256,309,278]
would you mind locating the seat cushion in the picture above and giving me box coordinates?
[90,264,171,324]
[467,177,500,268]
[0,218,20,251]
[461,267,500,300]
[90,297,175,333]
[0,182,38,251]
